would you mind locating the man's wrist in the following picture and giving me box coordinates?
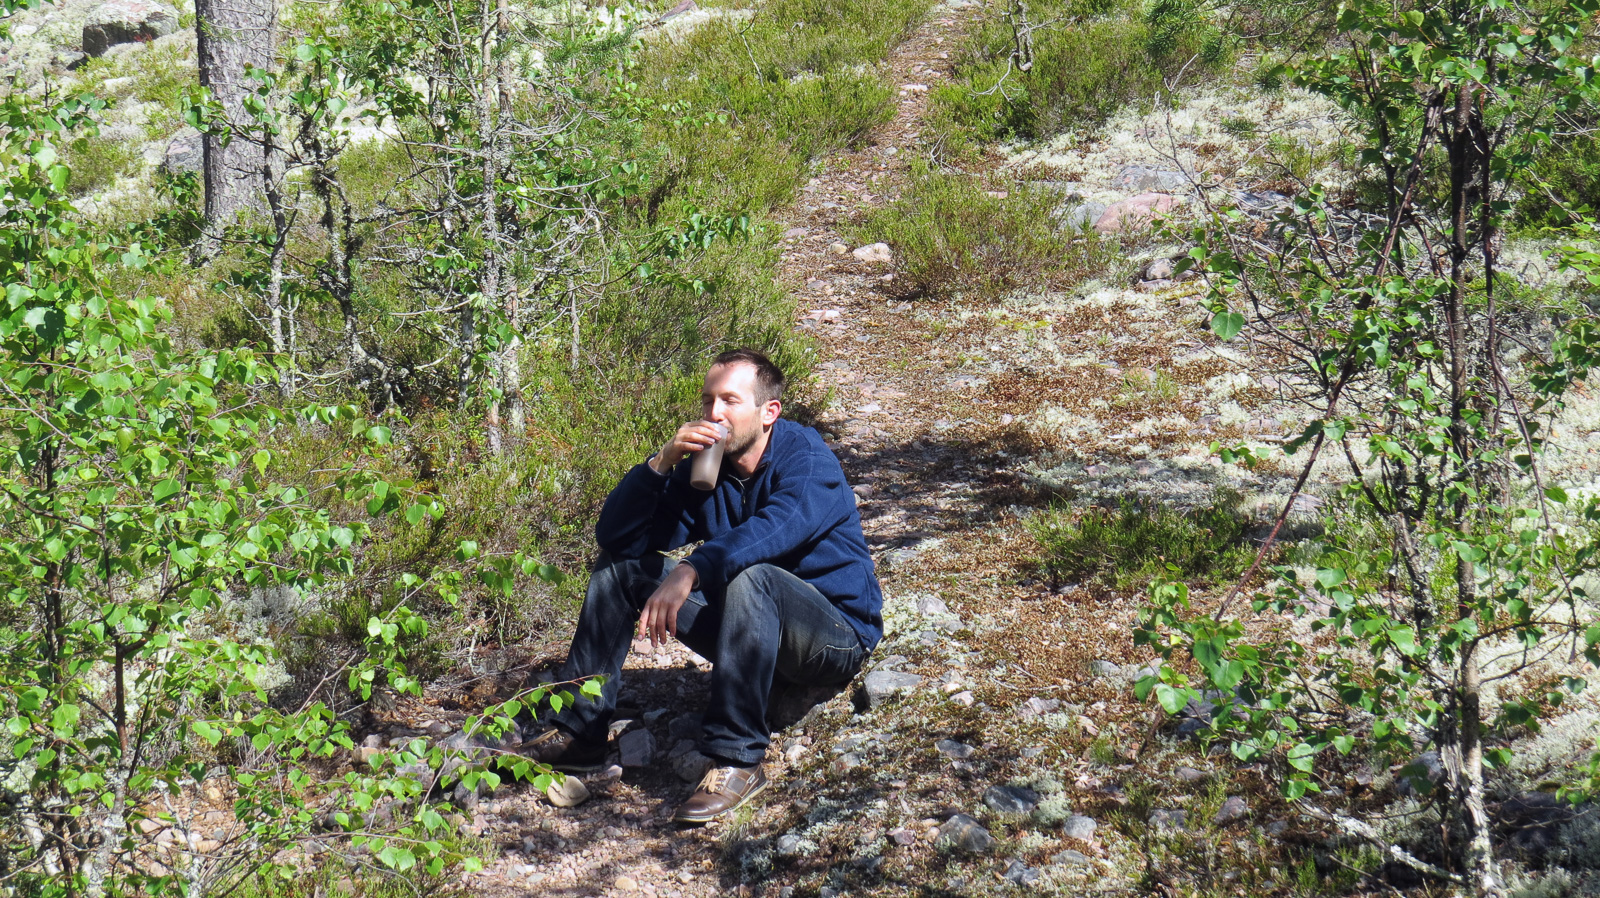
[649,449,676,475]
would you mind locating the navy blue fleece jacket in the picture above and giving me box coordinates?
[594,417,883,651]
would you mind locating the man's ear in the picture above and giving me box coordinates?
[762,400,782,427]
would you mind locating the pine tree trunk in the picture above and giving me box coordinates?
[194,0,275,241]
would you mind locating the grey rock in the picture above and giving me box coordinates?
[874,655,910,671]
[1113,164,1191,193]
[1018,696,1059,719]
[670,748,712,783]
[1062,815,1097,840]
[782,227,809,239]
[1214,796,1249,824]
[617,729,655,768]
[160,130,203,176]
[1175,766,1206,783]
[915,594,951,616]
[1233,189,1291,212]
[983,785,1041,816]
[52,50,89,72]
[1398,750,1445,796]
[1052,849,1093,866]
[1149,808,1187,830]
[1004,859,1041,887]
[775,834,807,856]
[1057,201,1108,233]
[83,0,179,57]
[1142,258,1175,281]
[1264,819,1289,836]
[936,739,975,760]
[935,814,993,854]
[862,670,922,707]
[1088,660,1122,678]
[667,714,702,742]
[833,751,863,772]
[657,0,697,20]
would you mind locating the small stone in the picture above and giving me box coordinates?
[783,227,809,239]
[1265,819,1289,836]
[545,775,590,808]
[618,730,655,767]
[935,814,993,854]
[935,739,975,760]
[671,749,713,783]
[862,670,922,707]
[658,0,697,19]
[1004,859,1041,887]
[776,834,806,856]
[676,870,693,884]
[851,243,892,264]
[829,242,848,255]
[1088,660,1122,678]
[983,785,1041,816]
[950,691,974,706]
[1214,796,1249,825]
[1018,696,1059,719]
[1112,164,1190,193]
[1143,258,1175,281]
[1175,766,1206,783]
[1149,808,1187,830]
[1052,849,1092,866]
[615,875,639,891]
[1062,815,1097,840]
[890,827,918,846]
[915,594,950,616]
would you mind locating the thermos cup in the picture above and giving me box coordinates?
[689,422,729,490]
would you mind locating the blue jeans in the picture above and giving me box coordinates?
[547,552,868,765]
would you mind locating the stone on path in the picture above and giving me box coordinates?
[1094,193,1180,234]
[618,729,655,767]
[1213,796,1249,824]
[851,243,892,264]
[545,775,590,808]
[83,0,179,57]
[862,670,922,707]
[983,784,1041,816]
[935,814,993,854]
[1062,815,1097,840]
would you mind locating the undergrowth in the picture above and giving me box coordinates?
[852,161,1113,299]
[1028,491,1255,590]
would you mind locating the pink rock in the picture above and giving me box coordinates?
[1094,193,1180,234]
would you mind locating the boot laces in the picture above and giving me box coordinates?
[700,767,734,793]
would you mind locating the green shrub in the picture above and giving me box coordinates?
[1515,132,1600,228]
[1028,491,1255,590]
[62,133,138,196]
[853,161,1112,298]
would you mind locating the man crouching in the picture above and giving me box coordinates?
[521,348,883,823]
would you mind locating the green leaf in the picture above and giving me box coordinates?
[153,478,183,501]
[1545,485,1569,504]
[1154,683,1187,715]
[1211,310,1244,340]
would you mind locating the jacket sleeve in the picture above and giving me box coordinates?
[594,459,695,558]
[686,451,844,591]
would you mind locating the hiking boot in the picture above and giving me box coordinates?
[517,727,608,775]
[672,764,769,823]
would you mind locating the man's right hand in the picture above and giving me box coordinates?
[649,420,723,475]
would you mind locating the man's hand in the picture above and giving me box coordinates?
[639,563,699,648]
[649,420,724,475]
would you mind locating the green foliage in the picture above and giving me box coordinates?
[931,0,1228,145]
[853,162,1111,298]
[59,132,137,197]
[1515,132,1600,228]
[1140,0,1600,885]
[1029,492,1255,591]
[0,89,567,895]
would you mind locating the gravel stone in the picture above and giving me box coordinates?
[545,776,590,808]
[935,814,993,854]
[1214,796,1249,824]
[1004,859,1042,886]
[618,730,655,768]
[862,670,922,707]
[1062,815,1097,840]
[1052,849,1093,866]
[935,739,975,760]
[983,785,1041,816]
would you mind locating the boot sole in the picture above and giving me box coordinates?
[549,759,608,776]
[671,777,769,824]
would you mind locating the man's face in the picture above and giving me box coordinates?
[701,362,780,458]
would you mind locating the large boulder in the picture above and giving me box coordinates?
[1094,192,1180,234]
[83,0,179,58]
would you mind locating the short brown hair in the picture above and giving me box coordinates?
[712,348,785,404]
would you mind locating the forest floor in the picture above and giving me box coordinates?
[436,2,1318,895]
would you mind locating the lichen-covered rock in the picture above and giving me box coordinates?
[82,0,178,57]
[935,814,993,854]
[862,669,921,707]
[1094,193,1180,234]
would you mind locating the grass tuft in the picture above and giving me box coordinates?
[853,161,1113,299]
[1028,491,1255,590]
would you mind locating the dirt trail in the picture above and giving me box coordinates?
[458,5,1015,896]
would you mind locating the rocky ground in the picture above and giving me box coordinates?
[23,0,1600,892]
